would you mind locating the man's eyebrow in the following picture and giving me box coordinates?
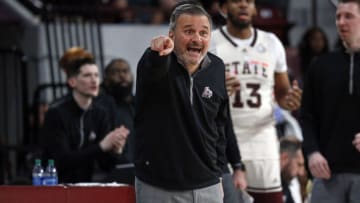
[181,24,210,30]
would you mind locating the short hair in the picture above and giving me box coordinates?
[219,0,227,6]
[280,136,302,157]
[59,47,95,77]
[104,58,130,77]
[169,1,212,31]
[339,0,360,9]
[339,0,360,4]
[219,0,257,6]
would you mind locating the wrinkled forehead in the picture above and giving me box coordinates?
[177,14,211,29]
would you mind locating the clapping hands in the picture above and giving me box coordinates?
[100,125,129,153]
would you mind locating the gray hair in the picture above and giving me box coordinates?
[169,3,213,31]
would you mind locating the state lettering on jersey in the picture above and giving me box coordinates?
[225,60,268,78]
[211,28,280,128]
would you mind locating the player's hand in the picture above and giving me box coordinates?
[233,169,247,190]
[352,133,360,152]
[225,72,240,96]
[308,151,331,179]
[150,35,174,56]
[284,80,302,111]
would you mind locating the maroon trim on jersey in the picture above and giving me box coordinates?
[248,191,283,203]
[219,26,237,47]
[250,28,257,47]
[219,26,258,48]
[247,185,282,191]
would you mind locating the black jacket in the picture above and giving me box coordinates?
[301,50,360,173]
[41,94,115,183]
[281,180,295,203]
[96,89,135,163]
[96,88,136,185]
[95,89,121,130]
[223,117,242,173]
[134,48,229,190]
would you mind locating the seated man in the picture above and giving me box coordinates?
[280,136,304,203]
[98,58,135,185]
[40,49,128,183]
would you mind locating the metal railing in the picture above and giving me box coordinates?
[0,48,29,184]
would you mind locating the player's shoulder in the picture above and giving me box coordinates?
[256,29,279,41]
[211,26,224,35]
[256,29,285,51]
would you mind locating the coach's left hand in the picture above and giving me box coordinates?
[233,169,247,190]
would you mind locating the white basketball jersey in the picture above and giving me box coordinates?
[212,27,287,134]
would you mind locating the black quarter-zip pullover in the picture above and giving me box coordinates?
[134,49,229,190]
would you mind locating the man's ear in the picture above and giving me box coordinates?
[253,7,258,17]
[169,31,174,40]
[68,77,76,88]
[280,152,289,166]
[219,3,228,18]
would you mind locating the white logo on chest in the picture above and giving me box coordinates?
[202,86,213,99]
[89,131,97,141]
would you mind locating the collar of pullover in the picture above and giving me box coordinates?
[69,94,93,114]
[175,53,212,76]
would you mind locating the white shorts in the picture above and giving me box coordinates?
[236,125,281,193]
[236,125,279,160]
[244,159,282,193]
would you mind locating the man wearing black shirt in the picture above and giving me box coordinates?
[41,49,129,183]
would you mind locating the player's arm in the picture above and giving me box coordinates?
[271,32,302,111]
[275,73,302,111]
[274,72,291,108]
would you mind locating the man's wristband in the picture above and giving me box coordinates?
[232,162,246,171]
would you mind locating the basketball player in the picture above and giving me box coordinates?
[211,0,302,202]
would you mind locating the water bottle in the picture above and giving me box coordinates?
[32,159,44,186]
[42,159,58,186]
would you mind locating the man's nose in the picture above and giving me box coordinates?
[337,16,345,26]
[91,75,99,83]
[192,33,202,42]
